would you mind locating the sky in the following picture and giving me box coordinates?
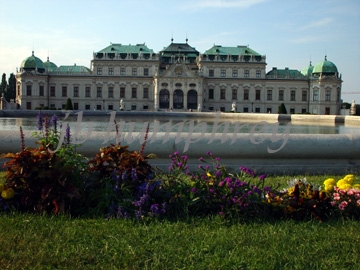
[1,0,359,103]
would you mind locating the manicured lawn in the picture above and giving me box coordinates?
[0,213,359,269]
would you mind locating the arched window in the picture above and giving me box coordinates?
[187,90,197,109]
[159,89,170,109]
[173,89,184,109]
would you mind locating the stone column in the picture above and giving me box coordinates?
[169,92,173,110]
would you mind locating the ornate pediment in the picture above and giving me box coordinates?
[160,63,198,79]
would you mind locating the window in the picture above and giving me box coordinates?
[85,104,90,110]
[326,90,331,101]
[108,87,114,98]
[337,89,340,101]
[244,89,249,100]
[120,68,126,75]
[232,89,237,100]
[39,86,44,96]
[73,86,79,97]
[313,90,319,101]
[132,67,137,76]
[97,87,102,98]
[97,68,102,75]
[143,105,149,110]
[244,70,249,78]
[232,70,238,77]
[209,89,214,99]
[143,87,149,98]
[26,102,31,110]
[243,107,249,113]
[26,85,32,96]
[267,90,272,101]
[108,104,113,110]
[290,108,295,114]
[74,103,79,110]
[50,86,55,97]
[255,107,260,113]
[220,89,226,100]
[255,90,261,100]
[131,105,136,110]
[209,69,214,77]
[302,91,307,101]
[108,67,114,75]
[256,70,261,78]
[221,69,226,77]
[120,87,125,98]
[279,90,284,101]
[144,68,149,76]
[62,86,67,97]
[301,108,307,113]
[290,90,296,101]
[96,104,102,110]
[85,87,91,97]
[267,108,272,113]
[132,88,137,98]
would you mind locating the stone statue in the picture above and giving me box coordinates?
[231,101,237,112]
[120,99,124,111]
[350,100,356,115]
[198,103,201,112]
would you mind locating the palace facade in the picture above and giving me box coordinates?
[14,39,343,114]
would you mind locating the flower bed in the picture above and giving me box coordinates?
[0,112,359,221]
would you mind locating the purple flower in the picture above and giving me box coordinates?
[65,124,71,145]
[173,151,179,156]
[259,174,267,181]
[51,115,58,132]
[206,151,212,156]
[36,111,43,130]
[215,157,220,162]
[198,157,204,162]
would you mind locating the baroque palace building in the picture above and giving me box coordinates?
[15,39,342,114]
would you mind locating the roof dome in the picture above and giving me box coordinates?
[20,51,45,72]
[44,57,58,71]
[312,56,338,75]
[301,61,314,76]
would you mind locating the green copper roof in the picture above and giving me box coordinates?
[97,43,154,54]
[266,68,305,79]
[56,65,91,73]
[203,45,261,56]
[301,62,314,76]
[20,52,45,70]
[312,56,338,74]
[44,57,58,72]
[160,42,199,55]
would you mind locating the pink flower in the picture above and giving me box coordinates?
[338,201,348,210]
[347,189,355,196]
[357,199,360,206]
[333,193,340,201]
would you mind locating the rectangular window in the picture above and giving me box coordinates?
[279,90,284,101]
[302,91,307,101]
[220,69,226,77]
[256,90,261,100]
[74,103,79,110]
[50,86,55,97]
[290,108,295,114]
[256,70,261,78]
[301,108,307,113]
[326,90,331,101]
[26,102,31,110]
[97,68,102,75]
[220,89,226,99]
[132,68,137,76]
[232,70,238,77]
[108,104,113,110]
[62,86,67,97]
[26,85,32,96]
[132,88,137,98]
[144,68,149,76]
[108,87,114,98]
[97,87,102,98]
[120,68,126,75]
[73,86,79,97]
[267,108,272,113]
[209,89,214,99]
[243,107,249,113]
[267,90,272,101]
[232,89,237,100]
[131,105,136,110]
[255,107,260,113]
[143,87,149,98]
[85,87,91,98]
[96,104,102,110]
[313,90,319,101]
[290,90,296,101]
[108,67,114,75]
[244,70,249,78]
[120,87,125,98]
[244,89,249,100]
[143,105,149,110]
[209,69,214,77]
[39,86,44,96]
[85,104,90,110]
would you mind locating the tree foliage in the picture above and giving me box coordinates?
[65,98,73,110]
[278,103,287,114]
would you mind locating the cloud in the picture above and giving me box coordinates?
[299,18,333,30]
[182,0,267,10]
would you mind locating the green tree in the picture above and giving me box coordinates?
[65,98,73,110]
[0,73,7,97]
[5,73,16,101]
[278,103,287,114]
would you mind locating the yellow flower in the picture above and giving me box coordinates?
[1,188,15,200]
[338,184,352,191]
[337,179,348,187]
[352,184,360,190]
[344,174,354,184]
[324,178,335,186]
[206,172,212,177]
